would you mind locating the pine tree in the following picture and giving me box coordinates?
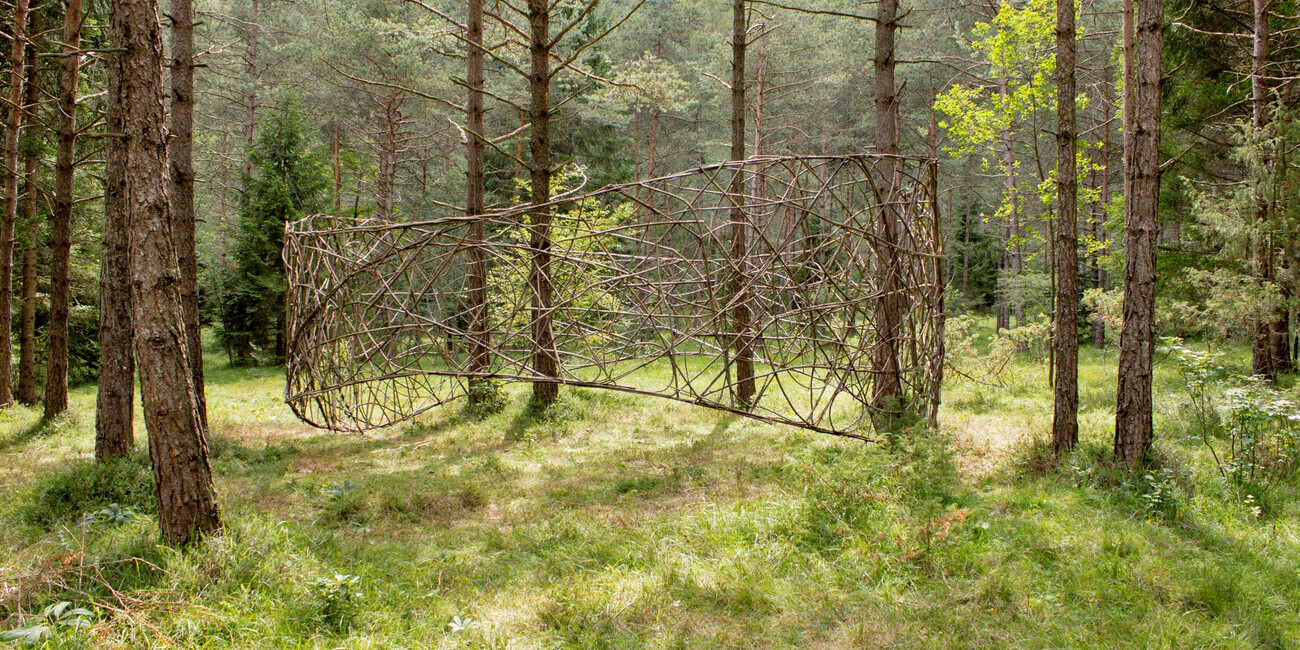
[217,101,328,365]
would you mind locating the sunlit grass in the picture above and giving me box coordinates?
[0,322,1297,648]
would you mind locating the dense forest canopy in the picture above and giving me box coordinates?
[2,0,1294,373]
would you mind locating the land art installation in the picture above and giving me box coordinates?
[283,153,944,440]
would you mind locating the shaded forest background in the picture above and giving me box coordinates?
[4,0,1297,383]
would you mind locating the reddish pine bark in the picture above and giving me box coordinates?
[730,0,755,408]
[0,0,31,408]
[527,0,559,405]
[465,0,491,402]
[169,0,208,431]
[116,0,222,543]
[17,41,40,407]
[1052,0,1079,454]
[871,0,904,425]
[1114,0,1163,464]
[97,1,135,460]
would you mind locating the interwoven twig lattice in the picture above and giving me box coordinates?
[284,154,944,439]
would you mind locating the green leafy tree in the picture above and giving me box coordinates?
[217,100,329,365]
[488,167,633,343]
[935,0,1066,328]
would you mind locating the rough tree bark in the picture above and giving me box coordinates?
[45,0,84,418]
[117,0,221,542]
[374,95,402,221]
[871,0,904,425]
[1249,0,1274,378]
[18,42,40,407]
[97,2,135,460]
[1114,0,1163,464]
[1121,0,1135,258]
[753,42,765,157]
[527,0,559,405]
[465,0,491,403]
[0,0,31,408]
[169,0,207,431]
[730,0,755,408]
[1248,0,1289,377]
[1052,0,1078,454]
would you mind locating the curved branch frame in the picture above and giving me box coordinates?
[284,154,944,439]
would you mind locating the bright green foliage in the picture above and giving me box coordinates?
[21,453,155,528]
[487,167,634,339]
[77,502,136,529]
[935,0,1057,156]
[1220,380,1300,498]
[216,101,329,366]
[1,602,95,646]
[935,0,1095,306]
[312,573,362,630]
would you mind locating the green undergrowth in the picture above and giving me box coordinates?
[0,332,1298,648]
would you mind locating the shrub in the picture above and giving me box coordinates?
[1219,379,1300,498]
[311,573,361,630]
[22,454,155,529]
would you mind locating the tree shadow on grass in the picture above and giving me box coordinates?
[283,408,478,464]
[0,414,76,453]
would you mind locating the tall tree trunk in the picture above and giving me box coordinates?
[729,0,755,408]
[1094,76,1112,350]
[0,0,31,408]
[1251,0,1289,377]
[117,0,221,543]
[1250,0,1273,379]
[963,169,971,299]
[242,0,260,181]
[527,0,559,405]
[375,96,400,221]
[1114,0,1163,464]
[754,44,766,157]
[97,2,135,460]
[1052,0,1079,454]
[465,0,491,403]
[648,107,660,179]
[45,0,84,418]
[169,0,206,430]
[871,0,904,426]
[17,42,40,407]
[332,122,342,211]
[1121,0,1135,257]
[998,80,1018,332]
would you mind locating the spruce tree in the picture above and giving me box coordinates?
[218,101,327,365]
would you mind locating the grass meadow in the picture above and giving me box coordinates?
[1,321,1297,648]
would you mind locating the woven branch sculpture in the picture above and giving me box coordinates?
[284,154,944,440]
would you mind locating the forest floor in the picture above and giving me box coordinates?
[1,323,1298,648]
